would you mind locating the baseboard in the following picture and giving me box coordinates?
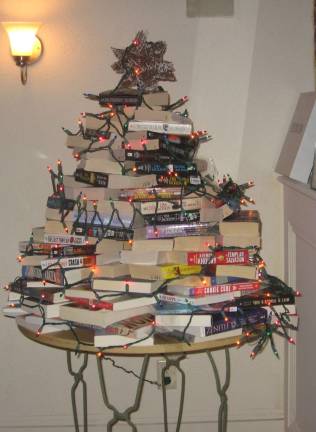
[0,419,284,432]
[287,421,301,432]
[0,410,284,430]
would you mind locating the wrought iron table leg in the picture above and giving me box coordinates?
[97,355,150,432]
[67,351,89,432]
[206,348,230,432]
[161,354,186,432]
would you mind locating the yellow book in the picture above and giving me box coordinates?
[129,264,201,281]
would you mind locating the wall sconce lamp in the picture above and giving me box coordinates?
[2,22,43,85]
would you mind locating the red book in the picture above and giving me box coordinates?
[187,249,250,265]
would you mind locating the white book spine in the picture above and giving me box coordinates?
[44,234,87,245]
[128,121,192,136]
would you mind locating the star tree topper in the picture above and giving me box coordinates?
[111,31,176,91]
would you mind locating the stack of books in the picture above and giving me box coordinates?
[3,87,298,352]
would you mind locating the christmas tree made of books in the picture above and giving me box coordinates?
[4,31,298,358]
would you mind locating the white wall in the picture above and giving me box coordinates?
[0,1,313,431]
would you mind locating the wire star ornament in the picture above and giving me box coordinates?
[111,31,176,91]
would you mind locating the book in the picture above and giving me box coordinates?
[219,210,261,236]
[64,185,121,201]
[21,255,49,266]
[167,278,260,296]
[173,235,217,251]
[77,158,123,175]
[124,138,160,151]
[154,308,213,327]
[139,197,206,215]
[32,226,45,242]
[234,292,296,309]
[216,234,261,248]
[133,223,216,240]
[128,264,202,280]
[94,329,154,347]
[85,199,140,213]
[156,290,241,306]
[74,224,133,241]
[19,242,95,257]
[89,88,170,107]
[79,147,125,162]
[157,174,202,187]
[93,263,130,278]
[74,169,157,189]
[131,162,198,176]
[92,277,164,294]
[131,238,174,252]
[20,297,70,318]
[215,264,259,280]
[144,210,200,225]
[9,284,66,303]
[118,187,186,201]
[40,255,96,271]
[128,113,193,135]
[164,308,267,339]
[103,313,155,336]
[44,220,73,235]
[66,293,157,312]
[96,239,125,254]
[157,327,242,343]
[22,266,92,286]
[73,209,143,229]
[16,315,70,334]
[59,303,154,328]
[64,286,119,300]
[164,249,252,266]
[43,233,87,246]
[202,308,268,337]
[120,250,182,265]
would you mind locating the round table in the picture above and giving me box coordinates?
[18,323,244,432]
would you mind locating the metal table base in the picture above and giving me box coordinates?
[67,348,231,432]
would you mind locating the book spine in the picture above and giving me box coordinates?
[128,120,192,135]
[125,149,170,162]
[119,188,183,201]
[157,293,190,305]
[74,224,133,241]
[235,294,295,308]
[186,250,250,265]
[50,244,96,257]
[22,265,66,285]
[141,198,201,215]
[135,163,197,175]
[21,265,42,280]
[41,255,96,270]
[106,314,155,335]
[99,95,140,106]
[74,212,133,228]
[44,233,87,245]
[145,223,213,239]
[157,175,201,187]
[188,281,260,296]
[42,268,65,285]
[74,169,109,187]
[64,296,113,311]
[19,243,95,256]
[145,210,200,225]
[160,141,195,158]
[203,309,267,337]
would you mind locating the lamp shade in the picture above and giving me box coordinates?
[2,22,41,56]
